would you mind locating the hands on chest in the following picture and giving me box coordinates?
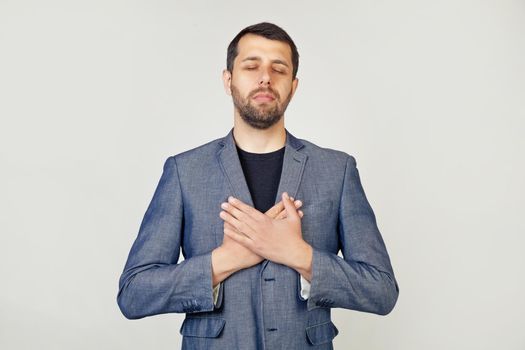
[212,192,313,286]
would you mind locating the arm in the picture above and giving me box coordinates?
[210,197,303,307]
[211,245,244,286]
[116,156,220,319]
[307,155,399,315]
[210,230,268,308]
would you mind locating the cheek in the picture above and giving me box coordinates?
[277,83,293,100]
[232,70,257,85]
[232,78,257,95]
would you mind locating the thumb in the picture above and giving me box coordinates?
[282,192,299,219]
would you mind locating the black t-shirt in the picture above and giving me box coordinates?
[236,144,286,214]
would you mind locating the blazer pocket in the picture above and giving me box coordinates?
[301,199,336,244]
[304,199,334,212]
[179,317,226,338]
[305,321,339,346]
[302,199,335,222]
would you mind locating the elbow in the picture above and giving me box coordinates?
[117,296,138,320]
[120,309,138,320]
[377,277,399,316]
[118,306,137,320]
[117,287,143,320]
[377,293,398,316]
[117,298,144,320]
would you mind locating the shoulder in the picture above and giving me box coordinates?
[165,135,224,167]
[296,137,356,168]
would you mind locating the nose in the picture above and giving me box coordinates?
[258,67,271,86]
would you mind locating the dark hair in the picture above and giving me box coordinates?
[226,22,299,79]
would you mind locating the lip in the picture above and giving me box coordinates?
[253,93,275,102]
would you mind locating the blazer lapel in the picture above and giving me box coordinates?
[216,127,255,207]
[216,127,308,208]
[272,129,308,205]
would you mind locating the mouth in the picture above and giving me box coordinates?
[252,93,276,102]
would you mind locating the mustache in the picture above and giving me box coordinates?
[249,88,279,99]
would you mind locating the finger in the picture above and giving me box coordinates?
[224,227,255,249]
[265,201,284,218]
[276,199,302,219]
[282,192,299,220]
[265,199,302,219]
[221,201,259,232]
[224,221,252,236]
[219,210,257,237]
[224,225,252,240]
[291,197,304,209]
[224,221,240,233]
[227,196,267,222]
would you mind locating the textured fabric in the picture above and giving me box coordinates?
[236,144,285,213]
[209,139,315,307]
[117,127,399,349]
[214,278,310,306]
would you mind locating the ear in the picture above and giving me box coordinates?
[290,77,299,99]
[222,69,232,96]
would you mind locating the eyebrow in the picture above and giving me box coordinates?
[241,56,290,68]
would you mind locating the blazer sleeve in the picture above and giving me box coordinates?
[306,155,399,315]
[116,156,223,319]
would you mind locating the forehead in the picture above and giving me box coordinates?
[235,34,292,65]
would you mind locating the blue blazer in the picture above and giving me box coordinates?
[117,127,399,349]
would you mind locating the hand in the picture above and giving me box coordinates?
[265,196,304,220]
[220,197,303,270]
[220,192,311,269]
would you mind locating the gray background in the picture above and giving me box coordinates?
[1,0,524,349]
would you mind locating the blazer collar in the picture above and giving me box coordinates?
[217,127,308,208]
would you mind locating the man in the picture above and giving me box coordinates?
[117,22,399,349]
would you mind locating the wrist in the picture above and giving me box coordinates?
[290,242,313,282]
[211,246,242,285]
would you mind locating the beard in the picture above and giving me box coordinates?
[230,84,293,130]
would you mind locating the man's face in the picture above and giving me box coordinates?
[223,34,298,130]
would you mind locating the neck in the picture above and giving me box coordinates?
[232,115,286,153]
